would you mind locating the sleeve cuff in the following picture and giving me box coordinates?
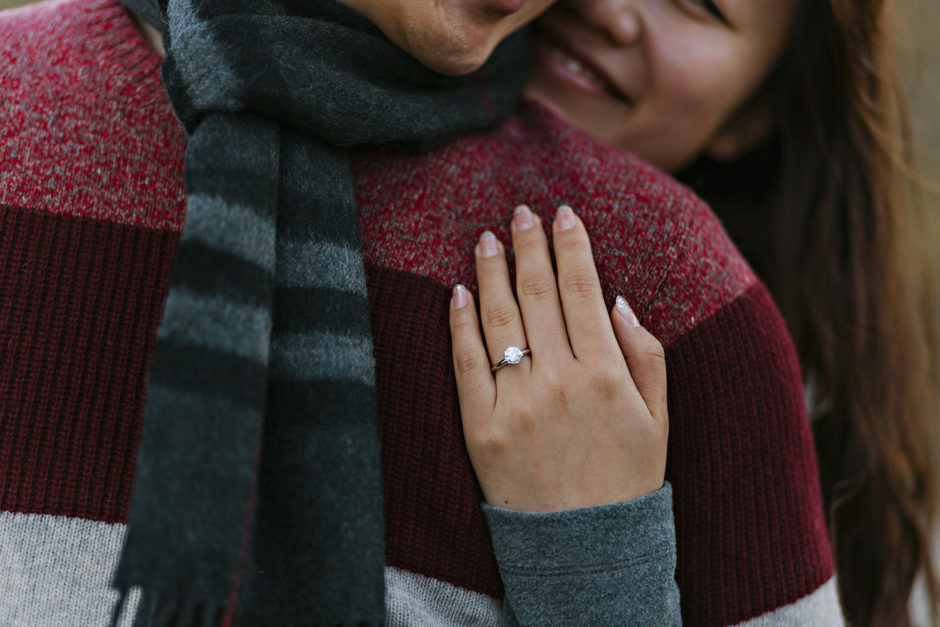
[482,483,681,626]
[482,483,676,574]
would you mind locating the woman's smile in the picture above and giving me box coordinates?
[531,29,633,104]
[525,0,795,172]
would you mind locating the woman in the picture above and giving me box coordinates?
[453,0,938,624]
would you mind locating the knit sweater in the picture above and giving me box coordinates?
[0,0,842,625]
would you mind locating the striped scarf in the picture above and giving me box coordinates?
[113,1,527,624]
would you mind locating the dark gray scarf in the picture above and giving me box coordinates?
[113,1,527,624]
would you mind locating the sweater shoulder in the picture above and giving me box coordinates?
[664,281,833,624]
[0,0,186,231]
[506,107,760,345]
[353,101,757,345]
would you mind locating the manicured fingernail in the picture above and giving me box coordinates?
[479,231,498,258]
[616,295,640,327]
[513,205,534,231]
[452,284,467,309]
[555,205,576,231]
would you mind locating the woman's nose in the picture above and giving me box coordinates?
[568,0,643,47]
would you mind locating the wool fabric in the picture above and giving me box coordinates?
[111,1,528,624]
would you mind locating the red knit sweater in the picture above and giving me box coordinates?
[0,1,837,624]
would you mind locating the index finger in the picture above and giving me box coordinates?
[552,206,620,361]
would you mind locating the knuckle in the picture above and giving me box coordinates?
[641,338,666,364]
[467,426,507,458]
[588,367,621,398]
[519,276,555,300]
[542,369,564,391]
[629,334,665,363]
[645,414,669,445]
[656,415,669,439]
[508,404,538,434]
[545,377,569,407]
[561,272,601,297]
[485,301,519,329]
[626,348,666,375]
[453,350,482,376]
[450,311,476,332]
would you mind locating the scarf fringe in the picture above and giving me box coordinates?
[111,588,225,627]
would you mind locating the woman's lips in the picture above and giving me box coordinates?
[531,33,632,105]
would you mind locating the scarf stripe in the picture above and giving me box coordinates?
[115,0,528,622]
[169,245,272,307]
[156,291,271,362]
[273,289,374,337]
[147,348,267,408]
[278,241,367,291]
[271,332,376,386]
[182,196,278,268]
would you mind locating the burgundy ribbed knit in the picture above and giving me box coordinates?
[368,265,504,598]
[0,205,176,523]
[665,285,832,625]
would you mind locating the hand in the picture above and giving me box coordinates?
[449,205,668,512]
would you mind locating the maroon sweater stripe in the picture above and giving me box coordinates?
[367,264,503,598]
[666,283,832,626]
[0,205,174,523]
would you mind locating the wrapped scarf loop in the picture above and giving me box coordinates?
[113,1,528,624]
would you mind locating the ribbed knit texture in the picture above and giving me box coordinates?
[664,285,827,624]
[1,1,835,624]
[0,209,177,523]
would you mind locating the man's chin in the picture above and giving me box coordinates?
[420,51,490,76]
[406,31,496,76]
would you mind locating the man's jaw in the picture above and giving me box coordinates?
[130,13,165,57]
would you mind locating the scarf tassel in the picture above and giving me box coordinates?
[111,588,226,627]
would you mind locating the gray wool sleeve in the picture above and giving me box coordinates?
[482,483,681,627]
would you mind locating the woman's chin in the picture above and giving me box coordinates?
[522,84,567,118]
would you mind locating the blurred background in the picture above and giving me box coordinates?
[901,0,940,195]
[899,0,940,301]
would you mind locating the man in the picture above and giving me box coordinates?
[0,0,839,624]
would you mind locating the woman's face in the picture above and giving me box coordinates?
[525,0,797,172]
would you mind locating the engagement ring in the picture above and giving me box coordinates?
[490,346,531,372]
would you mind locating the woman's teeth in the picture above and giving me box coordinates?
[548,46,606,89]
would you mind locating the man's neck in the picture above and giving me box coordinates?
[130,12,165,57]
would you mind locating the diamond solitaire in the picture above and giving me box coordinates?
[490,346,531,372]
[503,346,525,364]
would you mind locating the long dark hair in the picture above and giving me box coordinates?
[682,0,938,623]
